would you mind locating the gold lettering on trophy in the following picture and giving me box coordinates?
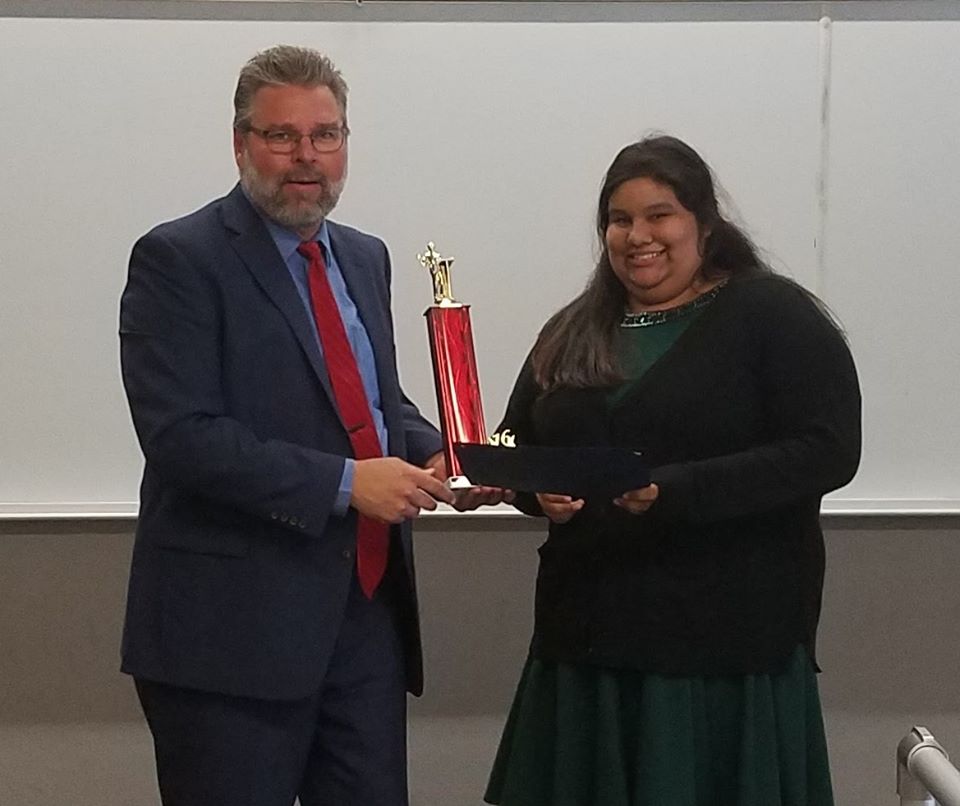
[418,242,458,307]
[489,429,516,448]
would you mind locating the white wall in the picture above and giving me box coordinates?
[0,4,957,516]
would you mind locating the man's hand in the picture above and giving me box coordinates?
[536,492,585,524]
[452,486,515,511]
[351,457,455,524]
[613,483,659,514]
[422,451,515,511]
[423,451,447,479]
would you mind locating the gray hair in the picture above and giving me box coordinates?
[233,45,348,130]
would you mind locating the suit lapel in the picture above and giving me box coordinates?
[219,186,339,414]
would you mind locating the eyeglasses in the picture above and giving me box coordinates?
[244,124,350,154]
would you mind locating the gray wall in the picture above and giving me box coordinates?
[2,514,959,805]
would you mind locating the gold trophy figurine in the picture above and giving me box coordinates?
[418,242,457,307]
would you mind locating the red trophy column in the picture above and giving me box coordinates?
[418,243,487,488]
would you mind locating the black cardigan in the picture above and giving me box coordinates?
[496,275,861,676]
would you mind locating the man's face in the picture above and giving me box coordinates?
[234,84,348,238]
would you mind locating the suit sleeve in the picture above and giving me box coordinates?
[399,392,444,466]
[120,228,344,540]
[650,283,862,524]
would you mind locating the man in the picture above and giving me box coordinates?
[120,45,467,806]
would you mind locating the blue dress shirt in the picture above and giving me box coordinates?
[258,213,388,515]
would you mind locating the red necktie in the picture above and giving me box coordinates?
[298,241,389,599]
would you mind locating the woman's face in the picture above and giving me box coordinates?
[605,177,707,312]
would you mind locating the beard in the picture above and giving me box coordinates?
[239,158,346,234]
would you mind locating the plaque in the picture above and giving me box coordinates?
[455,444,649,499]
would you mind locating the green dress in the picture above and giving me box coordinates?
[484,289,835,806]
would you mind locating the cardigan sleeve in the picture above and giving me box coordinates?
[491,352,546,517]
[650,280,862,524]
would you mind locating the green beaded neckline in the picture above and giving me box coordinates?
[620,282,725,328]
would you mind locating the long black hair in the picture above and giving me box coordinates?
[531,135,770,390]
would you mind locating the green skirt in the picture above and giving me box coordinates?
[484,646,833,806]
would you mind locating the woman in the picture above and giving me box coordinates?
[484,135,860,806]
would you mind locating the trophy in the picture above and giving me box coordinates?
[418,242,487,488]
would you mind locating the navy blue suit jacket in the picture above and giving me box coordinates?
[119,185,441,700]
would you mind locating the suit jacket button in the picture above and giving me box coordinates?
[270,511,279,520]
[289,516,298,526]
[299,521,307,530]
[342,549,353,560]
[280,513,289,523]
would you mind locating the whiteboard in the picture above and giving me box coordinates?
[0,14,955,516]
[822,20,960,511]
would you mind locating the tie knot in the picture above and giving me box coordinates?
[297,240,324,263]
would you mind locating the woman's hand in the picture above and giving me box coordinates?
[536,493,585,524]
[613,483,660,514]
